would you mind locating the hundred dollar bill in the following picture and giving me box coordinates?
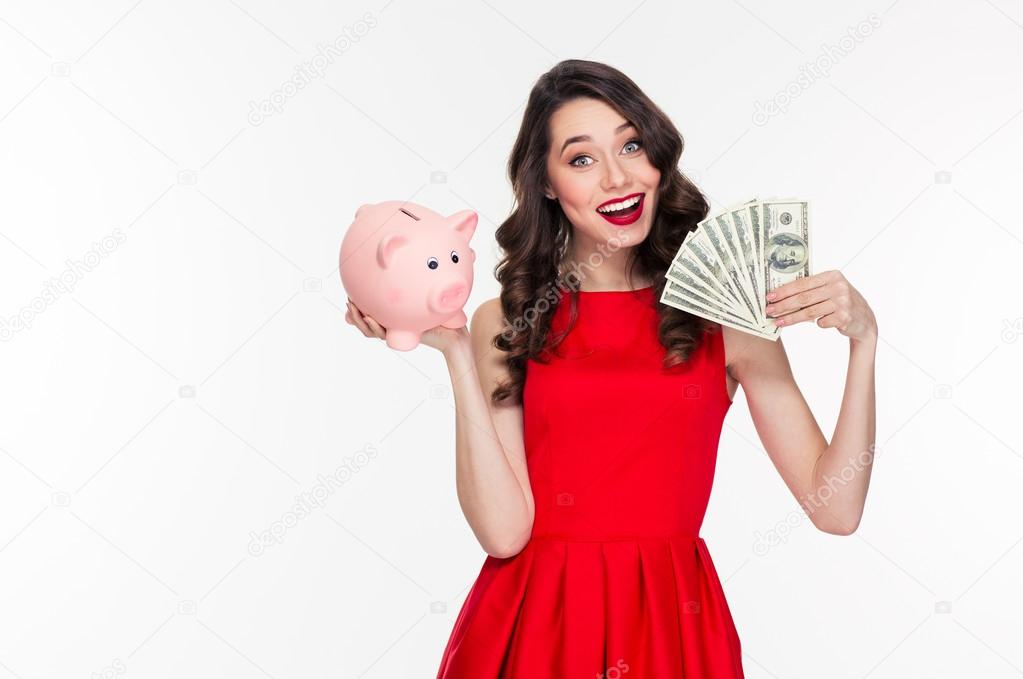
[679,229,757,324]
[700,215,761,324]
[663,279,777,339]
[660,195,810,338]
[679,230,745,311]
[664,269,761,328]
[714,211,759,317]
[746,201,765,310]
[667,230,736,310]
[666,256,738,314]
[724,204,765,322]
[661,281,779,341]
[663,278,759,330]
[668,237,746,314]
[760,200,812,299]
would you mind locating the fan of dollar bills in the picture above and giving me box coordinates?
[659,198,812,340]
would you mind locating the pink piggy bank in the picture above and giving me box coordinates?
[339,201,477,351]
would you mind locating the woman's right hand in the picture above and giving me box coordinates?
[345,298,470,354]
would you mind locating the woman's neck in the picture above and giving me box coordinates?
[560,238,654,292]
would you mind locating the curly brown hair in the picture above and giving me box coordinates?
[489,59,716,406]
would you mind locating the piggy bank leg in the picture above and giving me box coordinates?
[385,329,422,351]
[439,310,467,329]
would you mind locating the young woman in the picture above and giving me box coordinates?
[346,59,878,678]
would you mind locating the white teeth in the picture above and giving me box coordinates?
[597,195,641,213]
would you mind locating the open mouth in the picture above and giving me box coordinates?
[596,193,645,226]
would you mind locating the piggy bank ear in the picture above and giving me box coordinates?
[376,233,408,269]
[447,210,478,241]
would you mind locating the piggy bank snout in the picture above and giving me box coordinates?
[430,281,469,314]
[440,282,467,307]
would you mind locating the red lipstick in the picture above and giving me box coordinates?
[596,192,645,226]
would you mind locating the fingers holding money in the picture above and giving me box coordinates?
[662,196,812,340]
[765,274,833,318]
[770,299,837,327]
[766,270,833,303]
[765,269,877,339]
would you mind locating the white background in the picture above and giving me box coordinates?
[1,1,1022,677]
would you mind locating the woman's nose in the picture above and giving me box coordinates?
[602,157,628,189]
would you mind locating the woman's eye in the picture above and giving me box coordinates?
[427,257,439,269]
[450,251,459,263]
[569,139,642,167]
[624,139,643,153]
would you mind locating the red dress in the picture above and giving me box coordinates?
[436,285,744,678]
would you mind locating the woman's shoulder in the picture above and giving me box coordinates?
[719,322,788,375]
[471,297,503,331]
[470,297,506,351]
[469,297,519,403]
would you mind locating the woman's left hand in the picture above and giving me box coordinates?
[764,269,877,343]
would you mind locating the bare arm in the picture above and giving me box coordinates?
[810,336,876,533]
[443,299,534,557]
[723,270,878,535]
[345,297,534,557]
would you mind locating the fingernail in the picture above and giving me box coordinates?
[766,292,776,301]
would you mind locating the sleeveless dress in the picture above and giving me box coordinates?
[436,285,744,678]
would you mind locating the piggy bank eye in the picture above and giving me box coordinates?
[427,257,439,270]
[450,250,459,264]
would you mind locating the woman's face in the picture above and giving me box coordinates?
[545,97,661,251]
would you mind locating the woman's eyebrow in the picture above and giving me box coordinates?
[560,121,635,154]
